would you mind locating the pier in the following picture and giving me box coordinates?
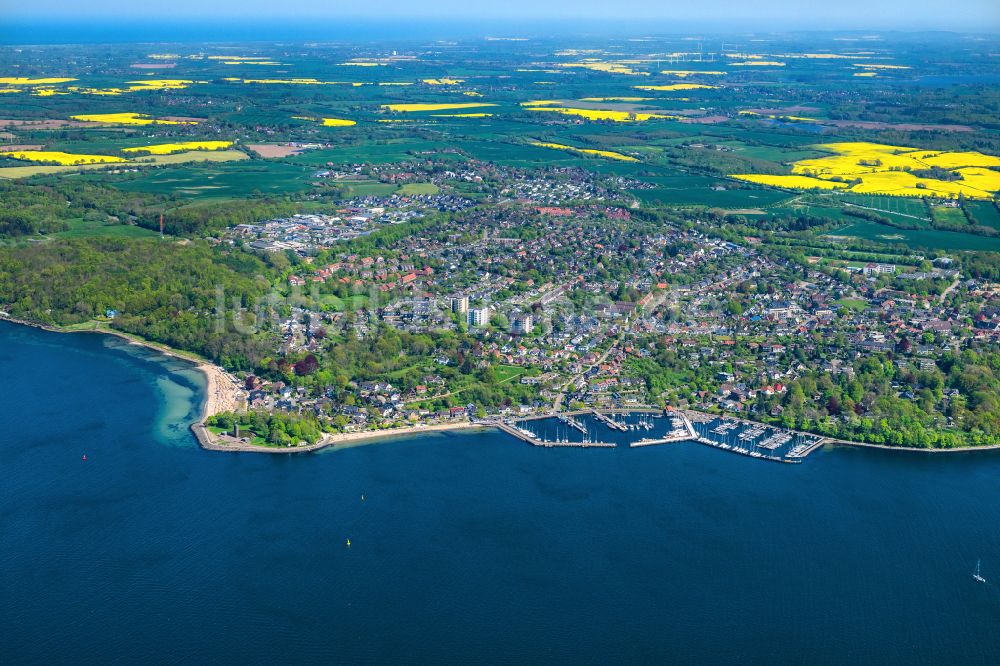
[591,410,628,431]
[787,437,828,459]
[629,434,688,447]
[557,414,588,434]
[495,422,615,448]
[692,436,802,464]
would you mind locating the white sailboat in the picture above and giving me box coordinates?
[973,559,986,584]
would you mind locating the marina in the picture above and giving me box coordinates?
[688,413,825,464]
[496,420,615,448]
[497,409,824,463]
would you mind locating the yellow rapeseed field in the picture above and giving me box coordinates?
[422,78,464,85]
[292,116,357,126]
[558,62,649,76]
[526,106,677,122]
[731,142,1000,199]
[659,70,726,77]
[853,63,910,70]
[126,79,197,91]
[634,84,718,91]
[71,112,194,125]
[382,103,497,112]
[122,141,234,155]
[531,142,638,162]
[1,150,126,165]
[731,174,848,190]
[0,77,76,85]
[431,113,493,118]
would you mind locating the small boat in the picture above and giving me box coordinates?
[346,538,351,548]
[973,559,986,583]
[82,454,87,461]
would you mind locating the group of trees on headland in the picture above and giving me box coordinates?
[0,238,274,369]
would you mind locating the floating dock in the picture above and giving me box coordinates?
[496,422,614,448]
[629,434,688,448]
[591,410,628,432]
[557,414,588,433]
[693,436,801,464]
[787,437,828,459]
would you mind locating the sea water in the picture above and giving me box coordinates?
[1,321,999,664]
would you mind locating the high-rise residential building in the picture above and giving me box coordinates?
[468,306,491,327]
[511,313,533,335]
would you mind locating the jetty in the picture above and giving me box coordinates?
[787,437,828,459]
[557,414,588,433]
[692,435,801,464]
[591,410,628,431]
[496,422,615,448]
[629,433,687,448]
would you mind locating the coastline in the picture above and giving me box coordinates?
[194,420,488,454]
[2,314,997,457]
[678,408,1000,455]
[0,313,244,421]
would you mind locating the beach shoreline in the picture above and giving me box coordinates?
[3,314,998,456]
[194,420,487,454]
[0,313,244,420]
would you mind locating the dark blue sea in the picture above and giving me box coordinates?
[2,320,999,664]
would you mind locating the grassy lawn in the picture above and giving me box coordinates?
[835,298,868,311]
[53,217,160,239]
[398,182,440,195]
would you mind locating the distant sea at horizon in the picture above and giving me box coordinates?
[2,319,1000,664]
[3,21,998,46]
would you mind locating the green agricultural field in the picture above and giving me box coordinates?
[111,161,316,198]
[829,221,1000,251]
[286,140,465,166]
[840,194,930,217]
[965,200,1000,229]
[931,205,968,226]
[632,176,791,208]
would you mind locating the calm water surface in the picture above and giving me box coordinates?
[1,321,999,664]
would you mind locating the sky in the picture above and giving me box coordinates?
[1,0,998,33]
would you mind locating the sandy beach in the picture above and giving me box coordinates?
[194,420,488,453]
[197,363,245,419]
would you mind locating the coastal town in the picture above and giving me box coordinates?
[194,159,999,453]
